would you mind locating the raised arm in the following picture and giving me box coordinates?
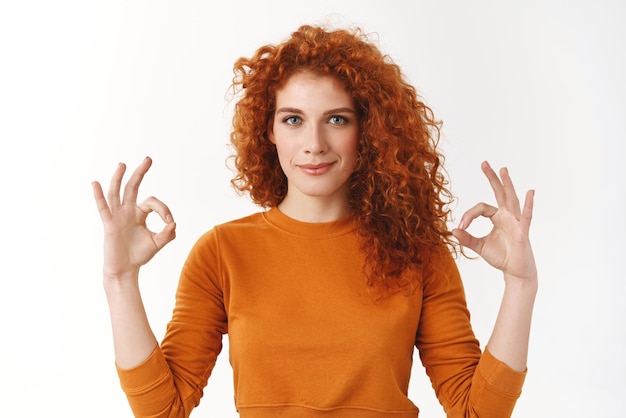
[452,161,537,372]
[92,157,177,369]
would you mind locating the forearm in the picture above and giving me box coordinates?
[104,273,158,370]
[486,275,538,372]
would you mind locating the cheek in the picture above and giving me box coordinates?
[273,140,294,169]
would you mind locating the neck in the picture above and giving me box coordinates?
[277,194,352,223]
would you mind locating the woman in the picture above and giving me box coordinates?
[92,25,537,418]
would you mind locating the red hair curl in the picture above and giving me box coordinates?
[229,25,456,293]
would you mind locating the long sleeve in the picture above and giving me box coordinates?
[415,249,526,418]
[113,211,528,418]
[116,229,228,418]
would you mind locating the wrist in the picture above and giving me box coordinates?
[502,274,538,302]
[103,270,140,293]
[504,272,538,288]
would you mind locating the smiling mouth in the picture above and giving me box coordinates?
[298,162,335,175]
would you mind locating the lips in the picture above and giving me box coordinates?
[297,162,335,175]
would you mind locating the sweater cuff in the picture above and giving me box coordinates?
[116,346,171,391]
[479,348,527,396]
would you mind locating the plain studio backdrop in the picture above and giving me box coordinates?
[0,1,624,417]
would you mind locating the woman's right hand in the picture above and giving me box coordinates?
[92,157,176,281]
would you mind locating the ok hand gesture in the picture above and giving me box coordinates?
[452,161,537,283]
[92,157,176,280]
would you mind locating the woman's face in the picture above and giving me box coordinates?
[269,72,359,207]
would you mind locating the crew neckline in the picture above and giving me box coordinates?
[262,207,357,239]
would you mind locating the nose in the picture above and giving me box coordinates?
[304,124,327,154]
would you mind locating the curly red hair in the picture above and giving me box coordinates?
[229,25,456,293]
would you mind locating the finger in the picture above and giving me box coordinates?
[451,228,484,255]
[520,189,535,234]
[122,157,153,206]
[153,221,177,251]
[91,181,112,223]
[457,202,497,230]
[138,195,176,252]
[107,162,127,209]
[137,196,175,224]
[500,167,521,218]
[481,161,507,209]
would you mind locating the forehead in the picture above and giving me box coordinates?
[275,72,353,106]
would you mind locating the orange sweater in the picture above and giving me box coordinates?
[117,208,526,417]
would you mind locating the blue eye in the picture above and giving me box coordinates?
[329,115,347,125]
[283,116,301,125]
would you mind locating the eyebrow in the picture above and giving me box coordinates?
[275,107,356,115]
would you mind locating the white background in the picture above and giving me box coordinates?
[1,1,624,417]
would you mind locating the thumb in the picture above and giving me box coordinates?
[452,228,481,253]
[153,221,177,251]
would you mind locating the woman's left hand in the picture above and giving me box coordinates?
[452,161,537,283]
